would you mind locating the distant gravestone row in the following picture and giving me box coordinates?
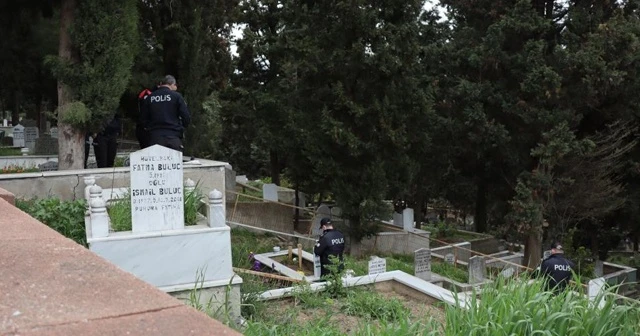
[11,122,58,155]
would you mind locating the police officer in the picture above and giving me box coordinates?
[539,241,576,292]
[141,75,191,152]
[314,218,346,278]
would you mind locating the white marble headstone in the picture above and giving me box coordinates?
[368,256,387,275]
[2,119,7,127]
[262,183,278,202]
[50,127,59,139]
[12,124,24,147]
[414,248,432,281]
[468,256,486,284]
[130,145,184,233]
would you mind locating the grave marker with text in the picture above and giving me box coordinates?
[368,256,387,275]
[24,127,39,151]
[414,248,432,281]
[130,145,184,233]
[12,125,24,147]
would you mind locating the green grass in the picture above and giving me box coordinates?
[16,197,87,246]
[0,147,21,156]
[341,288,410,321]
[344,253,468,283]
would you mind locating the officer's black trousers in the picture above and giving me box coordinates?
[95,135,118,168]
[150,134,183,152]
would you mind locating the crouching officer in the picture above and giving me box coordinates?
[314,218,345,278]
[539,241,576,293]
[141,75,191,152]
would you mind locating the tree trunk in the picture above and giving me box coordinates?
[270,150,280,185]
[524,231,542,269]
[475,178,488,232]
[57,0,83,170]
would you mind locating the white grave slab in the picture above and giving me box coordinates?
[402,208,414,231]
[12,124,24,147]
[130,145,184,233]
[2,119,7,127]
[368,256,387,275]
[414,248,432,281]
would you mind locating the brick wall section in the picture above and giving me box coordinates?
[0,188,240,336]
[0,186,15,205]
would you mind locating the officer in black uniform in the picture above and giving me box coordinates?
[539,242,576,292]
[141,75,191,152]
[314,218,346,278]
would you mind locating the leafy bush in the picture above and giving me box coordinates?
[16,198,87,246]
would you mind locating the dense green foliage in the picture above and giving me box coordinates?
[5,0,640,253]
[16,198,87,246]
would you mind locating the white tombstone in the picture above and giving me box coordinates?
[50,127,58,139]
[12,124,24,147]
[262,183,278,202]
[24,127,39,151]
[368,256,387,275]
[414,248,432,281]
[208,189,225,228]
[543,250,551,260]
[468,256,486,284]
[588,277,606,309]
[2,119,7,127]
[444,253,455,264]
[393,211,403,228]
[499,267,516,278]
[313,254,322,278]
[130,145,184,233]
[21,148,29,156]
[402,208,414,231]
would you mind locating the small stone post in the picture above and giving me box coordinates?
[83,175,96,237]
[89,185,102,204]
[90,196,109,238]
[208,189,225,228]
[185,178,196,194]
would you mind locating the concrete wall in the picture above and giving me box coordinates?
[0,155,58,169]
[0,186,240,335]
[0,158,228,201]
[351,229,431,256]
[226,201,293,233]
[470,236,502,255]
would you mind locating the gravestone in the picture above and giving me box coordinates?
[444,253,455,265]
[402,208,414,231]
[34,134,58,155]
[130,145,184,233]
[499,266,516,278]
[2,119,7,127]
[543,250,551,260]
[594,260,604,277]
[368,256,387,275]
[312,204,332,236]
[468,256,486,284]
[393,211,403,228]
[313,254,321,278]
[38,161,58,172]
[414,248,432,281]
[262,183,278,202]
[24,127,39,152]
[12,125,24,147]
[50,127,59,139]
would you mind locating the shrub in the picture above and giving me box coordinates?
[1,164,39,174]
[16,198,87,246]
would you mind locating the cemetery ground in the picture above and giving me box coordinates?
[12,196,640,335]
